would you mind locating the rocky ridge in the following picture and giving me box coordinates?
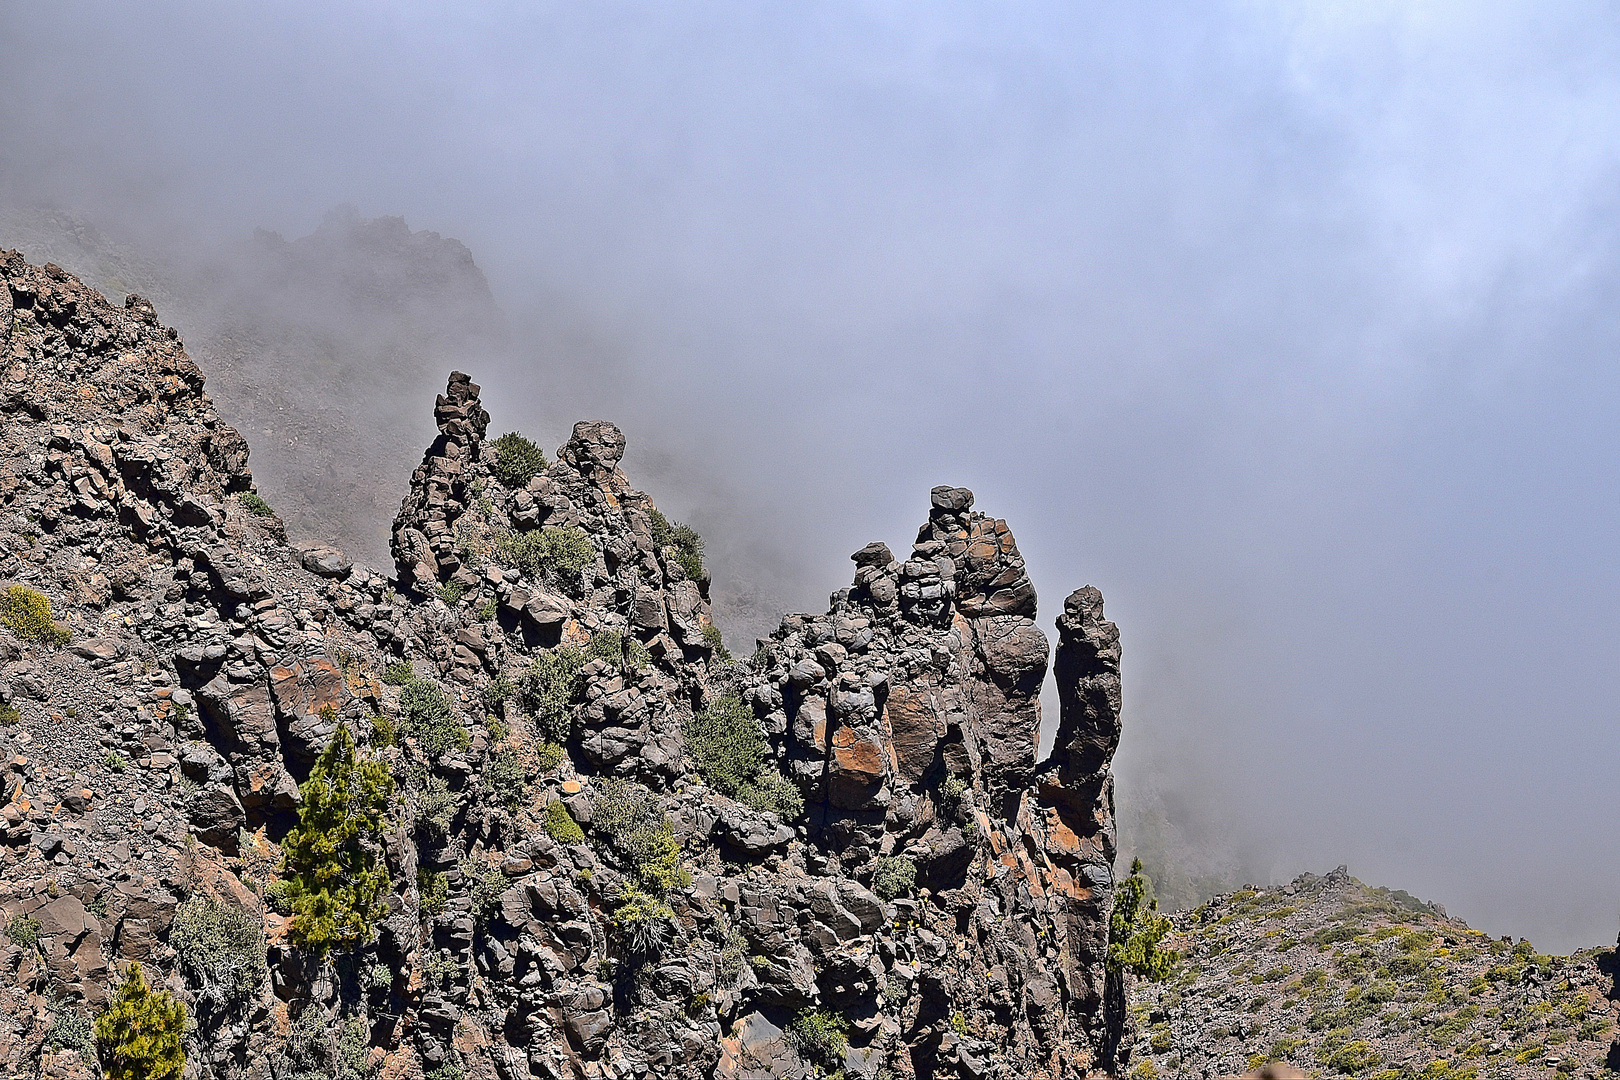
[0,249,1129,1078]
[1126,868,1620,1079]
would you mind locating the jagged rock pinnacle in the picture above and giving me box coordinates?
[0,246,1128,1078]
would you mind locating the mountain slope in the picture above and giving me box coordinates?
[1125,868,1619,1078]
[0,249,1128,1079]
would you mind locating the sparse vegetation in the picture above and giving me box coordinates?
[263,879,293,916]
[592,778,689,894]
[382,661,415,686]
[399,680,468,756]
[493,525,595,591]
[870,856,917,901]
[418,870,448,917]
[786,1008,849,1073]
[462,853,508,923]
[519,645,585,742]
[485,750,527,810]
[5,914,40,949]
[490,431,548,489]
[1109,858,1177,980]
[2,585,70,645]
[648,508,706,582]
[610,884,678,960]
[239,491,274,517]
[0,703,19,726]
[170,894,267,1013]
[702,622,731,661]
[95,963,187,1080]
[536,741,566,771]
[411,766,457,837]
[45,1002,94,1055]
[719,926,748,985]
[436,581,465,605]
[280,725,394,951]
[683,695,802,819]
[545,799,585,844]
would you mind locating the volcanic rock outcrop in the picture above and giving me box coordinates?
[0,249,1128,1079]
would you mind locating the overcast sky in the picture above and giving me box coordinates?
[4,1,1620,951]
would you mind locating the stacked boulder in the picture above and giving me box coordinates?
[738,486,1126,1075]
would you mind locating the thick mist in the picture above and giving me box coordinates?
[5,2,1620,951]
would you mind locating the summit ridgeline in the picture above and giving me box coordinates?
[0,250,1129,1078]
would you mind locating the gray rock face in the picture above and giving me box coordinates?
[0,248,1126,1078]
[723,484,1127,1075]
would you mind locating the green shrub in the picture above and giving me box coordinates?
[648,509,707,582]
[587,629,625,667]
[0,703,19,726]
[490,432,548,490]
[583,628,650,673]
[610,885,677,960]
[870,856,917,901]
[1312,924,1360,947]
[399,681,468,757]
[281,726,395,951]
[786,1009,848,1072]
[382,661,415,686]
[536,741,565,772]
[46,1004,94,1054]
[461,855,507,924]
[95,963,186,1080]
[493,526,595,590]
[1109,858,1177,981]
[702,623,732,662]
[741,770,804,820]
[170,894,266,1013]
[277,1007,330,1079]
[419,949,459,993]
[418,871,448,917]
[519,646,585,742]
[2,585,70,645]
[369,713,396,748]
[685,695,764,795]
[1322,1038,1381,1074]
[239,491,274,517]
[544,800,585,844]
[336,1014,370,1080]
[482,675,515,711]
[592,779,689,894]
[1386,952,1428,977]
[719,927,747,985]
[485,750,527,810]
[436,581,465,606]
[411,767,457,837]
[684,695,802,819]
[263,879,293,916]
[365,962,393,990]
[5,914,41,949]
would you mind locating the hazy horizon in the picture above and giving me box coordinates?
[5,1,1620,952]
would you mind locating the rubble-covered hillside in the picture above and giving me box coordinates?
[0,249,1133,1079]
[1126,868,1620,1079]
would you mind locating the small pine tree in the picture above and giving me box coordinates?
[1108,857,1178,981]
[282,724,395,951]
[94,963,187,1080]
